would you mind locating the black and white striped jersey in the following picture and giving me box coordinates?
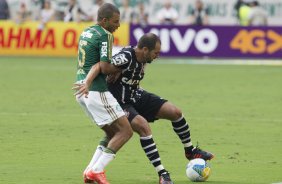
[108,46,145,104]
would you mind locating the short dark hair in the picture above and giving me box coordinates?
[137,33,161,51]
[253,1,259,6]
[97,3,120,22]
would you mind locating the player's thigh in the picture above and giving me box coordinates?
[85,91,125,127]
[122,104,151,136]
[131,115,152,136]
[156,101,182,121]
[102,115,132,152]
[76,95,95,121]
[108,115,132,133]
[134,91,167,122]
[122,104,139,123]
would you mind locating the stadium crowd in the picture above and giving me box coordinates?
[0,0,268,26]
[1,0,150,24]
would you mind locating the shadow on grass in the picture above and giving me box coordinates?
[113,179,241,184]
[176,180,241,184]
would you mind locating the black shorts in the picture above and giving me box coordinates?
[121,90,167,123]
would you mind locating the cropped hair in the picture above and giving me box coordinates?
[137,33,161,51]
[97,3,120,22]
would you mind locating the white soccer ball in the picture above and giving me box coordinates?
[186,158,211,182]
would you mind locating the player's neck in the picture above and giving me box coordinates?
[134,48,144,63]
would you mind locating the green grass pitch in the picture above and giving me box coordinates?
[0,57,282,184]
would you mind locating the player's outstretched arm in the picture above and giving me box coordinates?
[107,72,121,83]
[100,61,121,75]
[73,62,101,98]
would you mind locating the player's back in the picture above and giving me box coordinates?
[76,25,114,92]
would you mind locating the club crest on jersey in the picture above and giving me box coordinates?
[116,104,123,112]
[81,30,93,39]
[101,42,108,57]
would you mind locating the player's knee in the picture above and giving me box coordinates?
[122,122,133,140]
[133,124,151,137]
[123,130,133,141]
[114,117,133,140]
[174,107,183,118]
[131,116,151,136]
[170,106,183,120]
[116,127,132,144]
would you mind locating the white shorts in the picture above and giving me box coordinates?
[76,91,125,128]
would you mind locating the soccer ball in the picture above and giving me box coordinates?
[186,158,211,182]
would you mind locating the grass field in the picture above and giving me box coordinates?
[0,57,282,184]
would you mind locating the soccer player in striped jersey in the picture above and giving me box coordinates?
[108,33,214,184]
[73,3,133,184]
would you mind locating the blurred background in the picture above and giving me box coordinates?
[1,0,282,60]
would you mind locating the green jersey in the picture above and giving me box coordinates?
[76,25,114,92]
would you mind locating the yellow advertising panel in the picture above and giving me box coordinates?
[0,21,129,57]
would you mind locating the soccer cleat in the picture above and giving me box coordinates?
[85,170,109,184]
[84,176,94,183]
[159,172,174,184]
[185,146,214,161]
[83,168,94,183]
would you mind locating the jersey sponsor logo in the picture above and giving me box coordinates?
[121,77,140,85]
[101,42,107,57]
[112,53,128,66]
[81,30,93,39]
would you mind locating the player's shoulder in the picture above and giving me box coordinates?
[112,46,135,66]
[121,46,135,54]
[118,46,135,59]
[80,25,111,39]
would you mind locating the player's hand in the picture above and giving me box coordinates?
[107,72,121,83]
[72,83,89,98]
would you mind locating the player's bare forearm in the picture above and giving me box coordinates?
[72,63,101,98]
[100,61,121,75]
[85,63,101,87]
[107,72,121,83]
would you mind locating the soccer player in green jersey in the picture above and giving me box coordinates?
[73,3,133,184]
